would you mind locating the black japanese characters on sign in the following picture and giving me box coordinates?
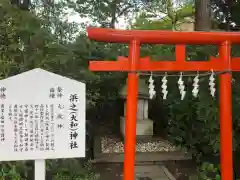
[57,103,65,129]
[40,104,44,151]
[57,113,64,120]
[19,105,24,152]
[23,105,29,152]
[70,131,78,140]
[57,124,64,129]
[50,104,55,151]
[29,105,34,152]
[34,105,39,150]
[8,105,12,120]
[0,104,5,142]
[13,105,18,151]
[49,88,55,98]
[58,104,64,109]
[0,87,6,100]
[49,86,64,99]
[45,105,50,151]
[57,87,63,98]
[69,94,79,149]
[11,103,56,153]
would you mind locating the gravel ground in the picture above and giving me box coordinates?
[101,136,177,153]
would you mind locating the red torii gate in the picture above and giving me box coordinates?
[87,27,240,180]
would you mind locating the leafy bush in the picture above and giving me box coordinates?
[198,162,220,180]
[49,160,100,180]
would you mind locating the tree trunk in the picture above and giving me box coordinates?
[110,14,116,29]
[110,0,119,29]
[194,0,212,31]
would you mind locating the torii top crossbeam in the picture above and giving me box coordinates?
[87,27,240,44]
[87,27,239,180]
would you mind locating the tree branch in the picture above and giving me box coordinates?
[117,4,134,17]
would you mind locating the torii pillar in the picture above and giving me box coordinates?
[87,27,240,180]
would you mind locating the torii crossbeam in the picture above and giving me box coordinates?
[87,27,240,180]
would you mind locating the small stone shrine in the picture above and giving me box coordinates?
[120,78,153,139]
[94,78,191,162]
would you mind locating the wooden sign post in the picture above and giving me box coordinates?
[87,27,240,180]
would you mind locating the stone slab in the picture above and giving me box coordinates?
[93,151,192,163]
[135,165,168,178]
[94,163,175,180]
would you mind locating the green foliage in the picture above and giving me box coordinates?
[67,0,141,28]
[132,12,173,30]
[198,162,220,180]
[0,162,28,180]
[48,160,100,180]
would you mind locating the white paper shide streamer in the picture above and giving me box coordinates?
[145,70,218,100]
[148,73,156,99]
[209,70,216,97]
[192,74,199,97]
[161,74,168,100]
[178,72,186,100]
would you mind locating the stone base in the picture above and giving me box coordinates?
[120,117,153,139]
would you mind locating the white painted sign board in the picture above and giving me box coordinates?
[0,68,86,161]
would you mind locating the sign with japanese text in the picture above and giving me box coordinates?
[0,68,85,161]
